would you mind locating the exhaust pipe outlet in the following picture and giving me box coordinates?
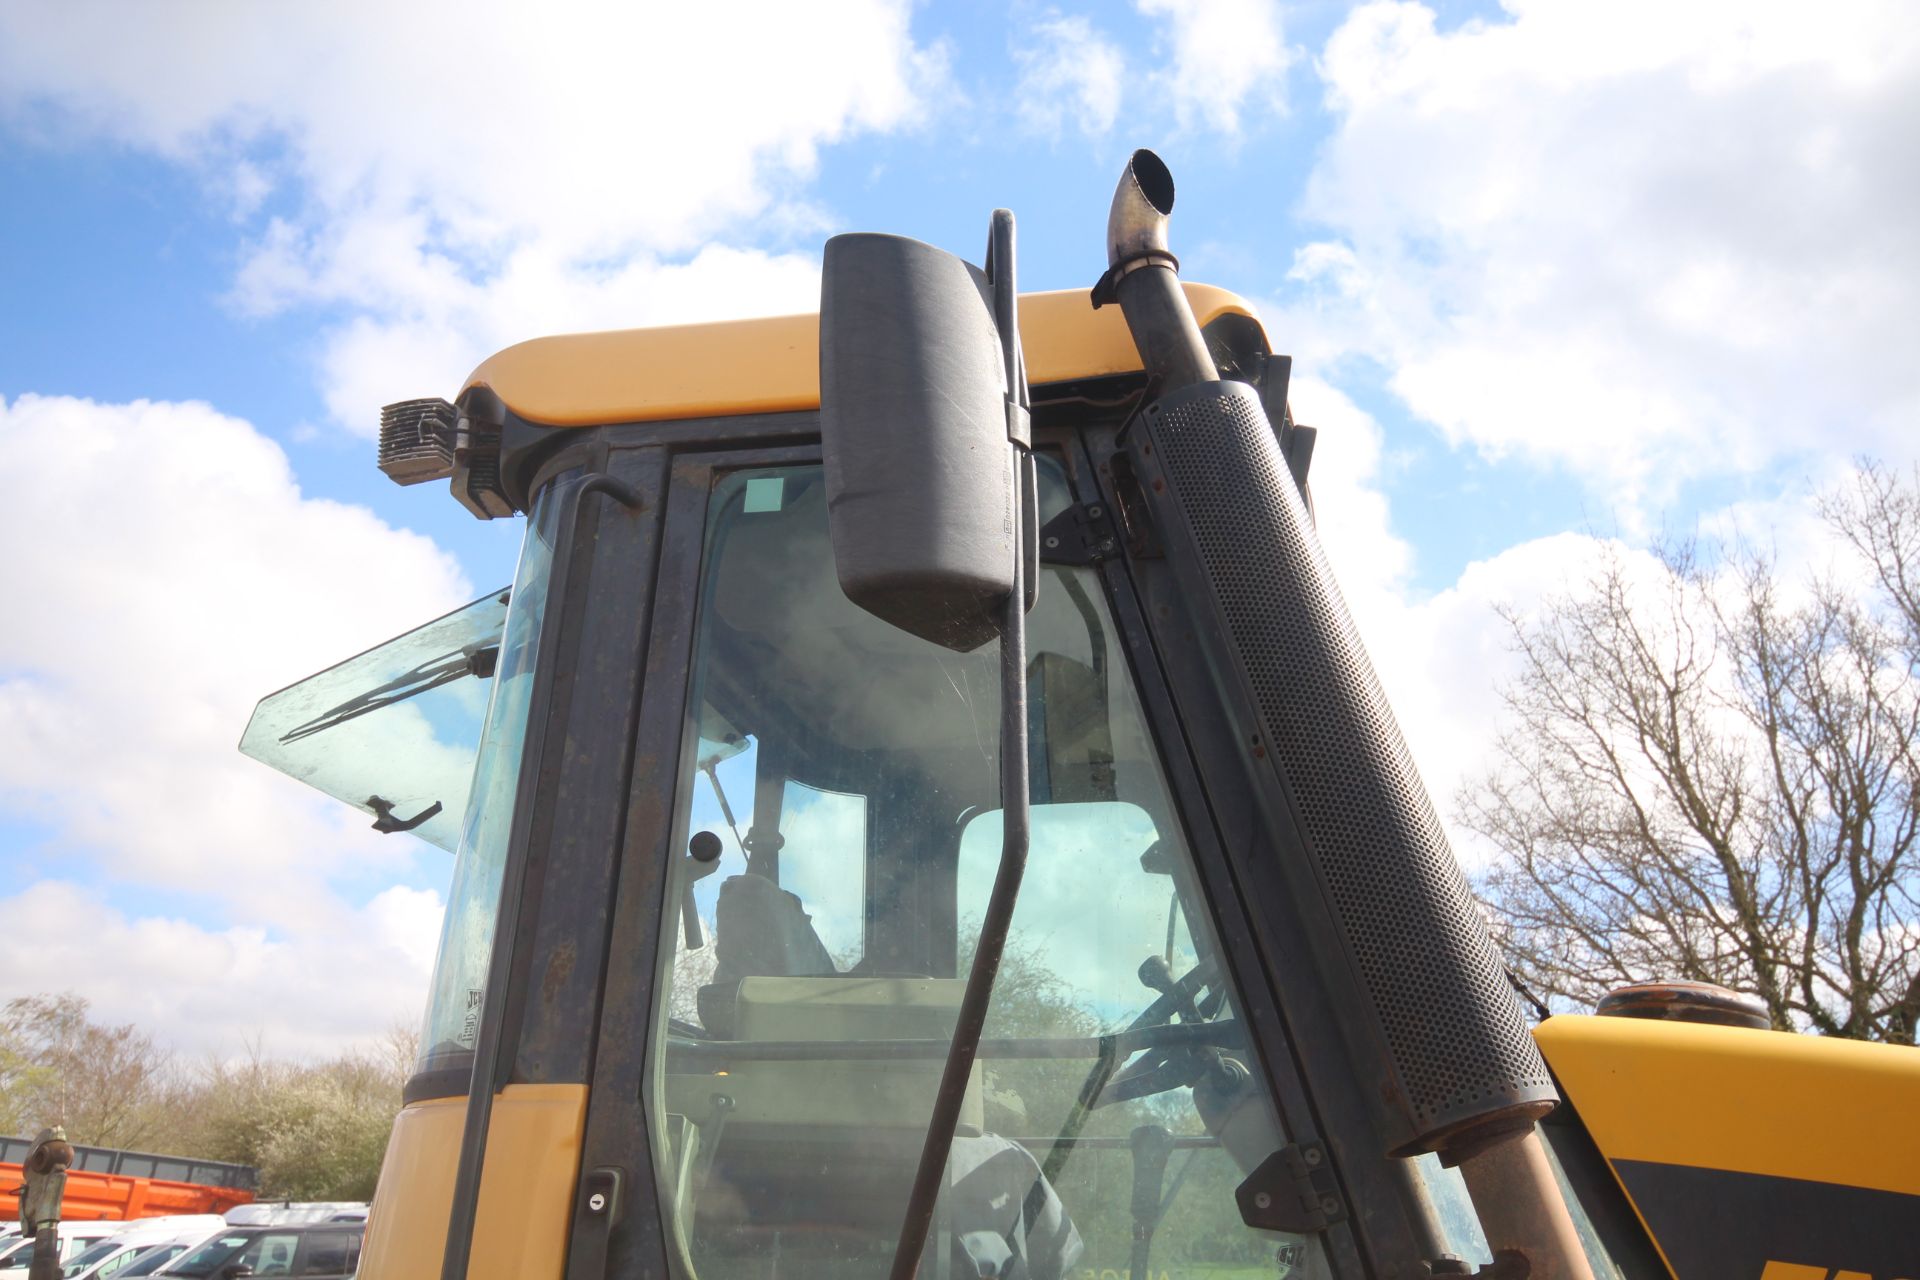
[1105,147,1175,270]
[1093,149,1217,392]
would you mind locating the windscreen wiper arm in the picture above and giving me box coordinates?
[278,643,499,744]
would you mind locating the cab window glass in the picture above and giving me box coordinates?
[679,759,868,969]
[648,460,1329,1280]
[416,473,570,1069]
[776,780,866,962]
[955,802,1198,1023]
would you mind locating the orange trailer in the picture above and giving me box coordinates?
[0,1137,256,1222]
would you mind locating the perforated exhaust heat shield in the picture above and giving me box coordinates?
[1134,379,1554,1155]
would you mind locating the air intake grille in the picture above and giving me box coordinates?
[1142,380,1552,1149]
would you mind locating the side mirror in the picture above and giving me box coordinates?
[819,232,1016,652]
[220,1267,255,1279]
[830,215,1037,1280]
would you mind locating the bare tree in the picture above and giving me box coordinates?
[0,995,173,1145]
[1461,462,1920,1041]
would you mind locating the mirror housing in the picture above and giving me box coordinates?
[819,232,1015,652]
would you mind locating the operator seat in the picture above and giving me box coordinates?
[696,871,837,1037]
[674,874,1083,1280]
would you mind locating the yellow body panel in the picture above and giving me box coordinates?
[1534,1014,1920,1196]
[462,283,1261,427]
[359,1083,587,1280]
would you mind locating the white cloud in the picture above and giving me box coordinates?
[0,0,946,432]
[1285,375,1562,832]
[1286,376,1414,628]
[1137,0,1294,134]
[0,881,441,1058]
[1008,1,1294,145]
[0,393,470,1046]
[1283,0,1920,506]
[0,1,937,255]
[1014,13,1127,139]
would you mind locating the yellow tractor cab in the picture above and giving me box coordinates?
[243,152,1920,1280]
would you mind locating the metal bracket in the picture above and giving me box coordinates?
[1253,352,1315,510]
[1090,250,1181,309]
[1106,450,1163,560]
[1234,1143,1345,1234]
[450,399,515,522]
[1038,502,1119,566]
[1007,400,1032,448]
[1255,352,1292,436]
[1283,422,1317,505]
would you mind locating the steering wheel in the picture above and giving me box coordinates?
[1086,955,1236,1107]
[1039,954,1242,1188]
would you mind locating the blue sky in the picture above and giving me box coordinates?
[1,0,1914,1054]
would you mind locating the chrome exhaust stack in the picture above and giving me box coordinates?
[1092,149,1217,391]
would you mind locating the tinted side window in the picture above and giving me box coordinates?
[298,1230,360,1277]
[97,1248,145,1277]
[119,1244,188,1276]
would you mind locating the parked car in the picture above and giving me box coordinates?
[149,1222,363,1278]
[0,1221,121,1274]
[61,1215,228,1280]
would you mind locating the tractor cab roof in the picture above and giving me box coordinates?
[459,283,1266,429]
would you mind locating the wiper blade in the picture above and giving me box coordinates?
[278,643,499,744]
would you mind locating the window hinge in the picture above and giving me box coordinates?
[1235,1142,1345,1234]
[1038,502,1119,566]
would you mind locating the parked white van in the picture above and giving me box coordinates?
[0,1221,120,1275]
[60,1215,228,1280]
